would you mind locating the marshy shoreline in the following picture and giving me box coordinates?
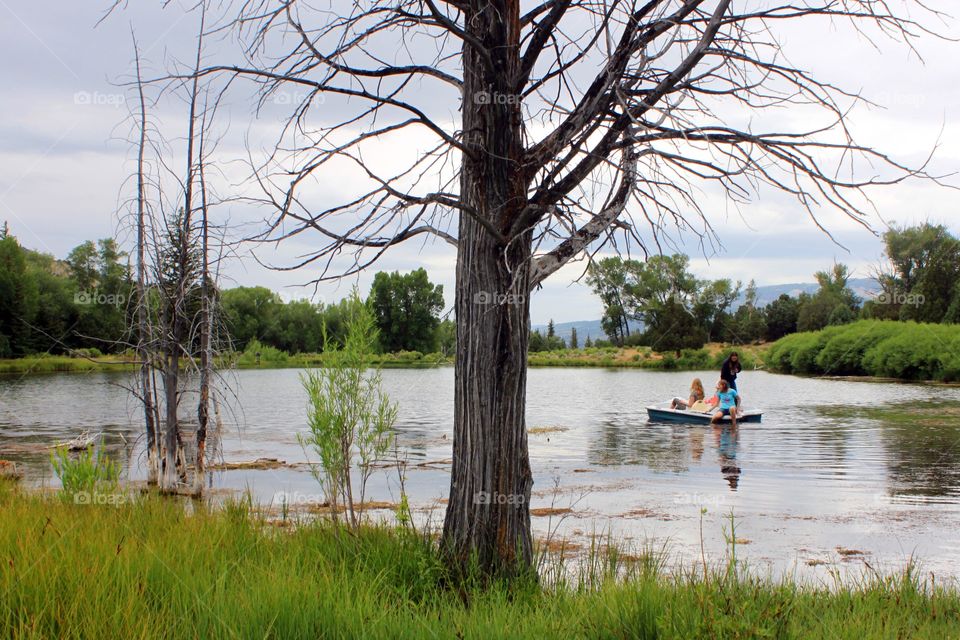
[2,477,959,639]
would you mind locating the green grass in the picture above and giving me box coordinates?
[1,479,958,639]
[0,354,138,375]
[528,345,763,371]
[0,351,453,376]
[1,343,769,376]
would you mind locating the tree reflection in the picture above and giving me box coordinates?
[876,403,960,499]
[587,415,691,471]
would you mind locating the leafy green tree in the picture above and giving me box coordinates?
[625,254,699,314]
[0,233,38,357]
[725,281,766,344]
[221,286,281,350]
[66,241,99,293]
[586,257,635,344]
[692,278,740,341]
[528,328,564,352]
[435,318,456,355]
[368,268,444,353]
[300,289,397,529]
[879,223,960,323]
[24,250,78,353]
[797,264,859,331]
[569,327,578,349]
[273,299,325,353]
[528,329,546,352]
[764,294,800,341]
[623,254,705,350]
[642,299,707,355]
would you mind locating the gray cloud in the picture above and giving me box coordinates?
[1,0,958,325]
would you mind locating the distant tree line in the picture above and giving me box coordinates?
[0,228,132,358]
[0,227,453,358]
[572,223,959,352]
[222,268,453,355]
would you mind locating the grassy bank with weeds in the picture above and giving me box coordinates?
[0,354,138,375]
[528,343,765,370]
[765,320,960,382]
[0,343,769,376]
[2,479,958,639]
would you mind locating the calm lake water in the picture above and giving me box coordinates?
[2,367,960,582]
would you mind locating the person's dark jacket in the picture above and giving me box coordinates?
[721,357,742,386]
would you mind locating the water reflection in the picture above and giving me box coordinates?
[715,425,741,490]
[3,369,960,506]
[588,414,690,472]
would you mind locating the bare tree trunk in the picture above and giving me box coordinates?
[161,350,180,490]
[194,121,211,496]
[162,4,205,493]
[132,36,159,485]
[442,0,533,577]
[444,225,534,575]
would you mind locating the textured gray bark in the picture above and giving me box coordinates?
[441,0,535,575]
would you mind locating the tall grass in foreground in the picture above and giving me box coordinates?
[1,479,958,639]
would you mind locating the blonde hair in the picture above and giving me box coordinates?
[690,378,705,400]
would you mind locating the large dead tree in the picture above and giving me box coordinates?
[188,0,943,575]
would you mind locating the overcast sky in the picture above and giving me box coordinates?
[1,1,958,324]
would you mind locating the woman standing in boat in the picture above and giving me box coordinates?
[720,352,742,391]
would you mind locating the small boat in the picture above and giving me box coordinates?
[646,403,762,424]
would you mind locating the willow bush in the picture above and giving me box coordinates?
[766,320,960,381]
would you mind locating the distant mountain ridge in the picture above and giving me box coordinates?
[530,319,606,346]
[534,278,881,345]
[736,277,880,308]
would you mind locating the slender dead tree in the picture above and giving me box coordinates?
[159,5,207,492]
[131,34,161,485]
[195,108,213,495]
[182,0,946,575]
[121,4,227,494]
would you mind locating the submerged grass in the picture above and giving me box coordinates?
[1,479,959,639]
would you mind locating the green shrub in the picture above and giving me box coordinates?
[861,327,948,381]
[767,320,960,381]
[300,290,397,529]
[677,348,711,368]
[72,347,103,358]
[814,320,903,376]
[238,339,289,365]
[50,444,120,501]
